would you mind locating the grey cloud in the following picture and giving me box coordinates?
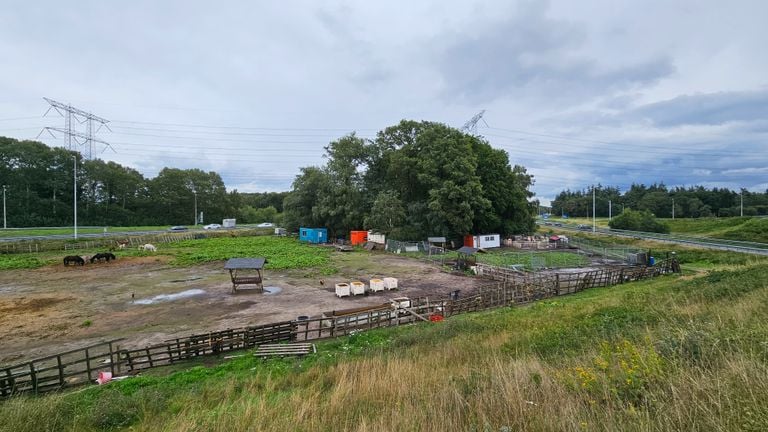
[433,2,674,105]
[627,89,768,127]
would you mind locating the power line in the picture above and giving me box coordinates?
[111,118,378,132]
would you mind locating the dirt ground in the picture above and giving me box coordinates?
[0,252,489,364]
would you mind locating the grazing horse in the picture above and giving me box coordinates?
[63,255,85,266]
[90,252,117,263]
[138,244,157,252]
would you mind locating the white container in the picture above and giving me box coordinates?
[369,279,385,292]
[335,283,350,298]
[383,277,398,290]
[223,218,236,228]
[350,281,366,295]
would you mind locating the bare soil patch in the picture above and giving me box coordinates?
[0,251,487,364]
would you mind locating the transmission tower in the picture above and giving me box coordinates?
[38,98,114,158]
[461,110,488,135]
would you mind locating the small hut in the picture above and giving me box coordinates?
[224,257,267,293]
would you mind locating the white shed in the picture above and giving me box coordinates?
[464,234,501,249]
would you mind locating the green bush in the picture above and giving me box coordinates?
[609,209,670,233]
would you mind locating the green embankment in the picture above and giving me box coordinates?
[2,247,767,431]
[665,217,768,243]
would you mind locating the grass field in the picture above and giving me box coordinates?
[2,239,767,431]
[0,236,333,272]
[478,250,590,269]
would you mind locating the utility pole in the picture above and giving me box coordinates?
[2,185,6,229]
[39,98,114,159]
[193,191,198,226]
[73,156,78,239]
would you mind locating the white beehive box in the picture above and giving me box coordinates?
[369,279,385,292]
[335,283,350,298]
[383,277,398,290]
[350,281,366,295]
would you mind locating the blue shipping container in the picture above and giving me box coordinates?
[299,227,328,244]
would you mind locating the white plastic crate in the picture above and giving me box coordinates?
[369,279,385,292]
[335,283,350,298]
[383,277,398,290]
[350,281,366,295]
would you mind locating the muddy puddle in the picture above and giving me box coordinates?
[263,286,282,295]
[134,289,206,305]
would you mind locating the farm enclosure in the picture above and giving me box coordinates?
[0,247,488,364]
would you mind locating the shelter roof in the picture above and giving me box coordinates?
[225,257,267,270]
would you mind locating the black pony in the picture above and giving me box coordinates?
[90,252,117,263]
[63,255,85,266]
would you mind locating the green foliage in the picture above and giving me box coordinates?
[283,121,536,238]
[478,251,589,269]
[608,209,670,233]
[167,236,331,270]
[552,183,768,219]
[0,254,54,270]
[562,339,665,406]
[0,137,241,227]
[237,205,280,224]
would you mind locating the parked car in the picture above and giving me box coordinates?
[168,225,188,232]
[204,224,221,230]
[577,224,591,231]
[257,222,274,228]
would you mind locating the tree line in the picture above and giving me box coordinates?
[551,183,768,219]
[0,137,284,227]
[282,120,538,240]
[2,121,539,239]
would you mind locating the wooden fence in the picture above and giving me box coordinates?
[0,340,122,397]
[0,229,265,255]
[1,260,678,398]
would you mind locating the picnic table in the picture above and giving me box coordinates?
[224,257,266,293]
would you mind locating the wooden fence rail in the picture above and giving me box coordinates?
[0,340,122,397]
[1,261,678,399]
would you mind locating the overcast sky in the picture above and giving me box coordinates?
[1,0,766,204]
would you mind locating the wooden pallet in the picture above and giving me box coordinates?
[254,343,316,358]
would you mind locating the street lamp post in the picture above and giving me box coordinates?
[73,156,78,239]
[193,191,198,226]
[592,186,596,233]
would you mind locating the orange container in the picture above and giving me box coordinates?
[350,231,368,246]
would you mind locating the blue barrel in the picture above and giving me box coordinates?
[649,256,655,266]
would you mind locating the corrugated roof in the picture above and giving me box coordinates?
[225,257,267,270]
[427,237,447,243]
